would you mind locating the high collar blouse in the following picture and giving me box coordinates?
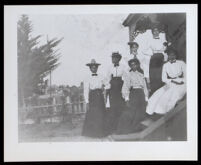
[162,60,186,84]
[104,63,127,89]
[122,70,148,101]
[83,73,104,103]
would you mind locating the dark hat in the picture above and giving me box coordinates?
[151,22,161,30]
[128,41,139,47]
[128,58,140,67]
[166,47,177,56]
[86,59,101,67]
[111,52,122,58]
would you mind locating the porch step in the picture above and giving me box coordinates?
[111,98,186,141]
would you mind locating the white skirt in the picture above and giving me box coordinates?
[146,83,186,115]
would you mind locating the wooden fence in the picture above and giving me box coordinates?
[18,100,87,125]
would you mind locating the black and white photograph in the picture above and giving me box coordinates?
[4,5,197,161]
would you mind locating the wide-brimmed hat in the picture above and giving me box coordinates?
[86,59,101,67]
[128,41,139,47]
[111,52,122,59]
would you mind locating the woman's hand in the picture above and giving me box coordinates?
[86,103,89,111]
[145,96,148,102]
[171,80,184,85]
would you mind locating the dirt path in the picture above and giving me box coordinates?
[19,122,113,142]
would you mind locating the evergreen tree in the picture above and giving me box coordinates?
[17,15,63,106]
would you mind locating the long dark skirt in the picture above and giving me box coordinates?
[116,88,147,135]
[149,53,165,96]
[82,89,106,138]
[105,77,125,135]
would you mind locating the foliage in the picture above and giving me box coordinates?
[18,15,63,106]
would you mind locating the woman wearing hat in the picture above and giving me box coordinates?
[148,23,169,96]
[131,25,153,88]
[146,48,186,115]
[82,59,106,138]
[127,41,146,75]
[115,58,149,134]
[104,52,127,135]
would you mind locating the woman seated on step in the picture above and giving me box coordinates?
[146,48,186,115]
[115,58,149,135]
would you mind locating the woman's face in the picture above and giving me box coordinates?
[168,52,176,62]
[90,65,98,73]
[130,62,138,71]
[131,44,138,54]
[112,56,121,64]
[152,27,160,38]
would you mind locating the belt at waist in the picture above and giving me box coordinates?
[153,50,164,54]
[111,76,122,80]
[130,86,143,90]
[89,88,102,92]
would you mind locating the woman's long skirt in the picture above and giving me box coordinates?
[146,83,186,115]
[105,77,125,135]
[149,53,165,96]
[116,88,147,135]
[82,89,106,138]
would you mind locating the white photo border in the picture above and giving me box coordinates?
[4,4,198,161]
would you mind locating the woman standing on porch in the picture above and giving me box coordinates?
[116,58,149,134]
[149,23,169,96]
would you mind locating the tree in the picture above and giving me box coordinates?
[18,15,63,106]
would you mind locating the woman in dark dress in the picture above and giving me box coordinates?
[116,58,148,134]
[104,52,127,135]
[82,59,106,138]
[149,23,168,96]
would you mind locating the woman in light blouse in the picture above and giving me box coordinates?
[104,52,127,135]
[115,58,148,134]
[82,59,106,138]
[149,23,169,95]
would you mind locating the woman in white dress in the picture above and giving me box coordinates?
[146,48,186,115]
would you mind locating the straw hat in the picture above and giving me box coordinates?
[86,59,101,67]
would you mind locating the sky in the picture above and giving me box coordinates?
[28,14,130,86]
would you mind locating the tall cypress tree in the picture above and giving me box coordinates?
[17,15,63,106]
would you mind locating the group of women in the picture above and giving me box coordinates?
[82,23,186,138]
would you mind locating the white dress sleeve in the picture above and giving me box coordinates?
[84,78,89,103]
[103,66,111,90]
[175,61,186,83]
[181,61,186,83]
[122,74,130,101]
[162,64,172,84]
[121,64,129,83]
